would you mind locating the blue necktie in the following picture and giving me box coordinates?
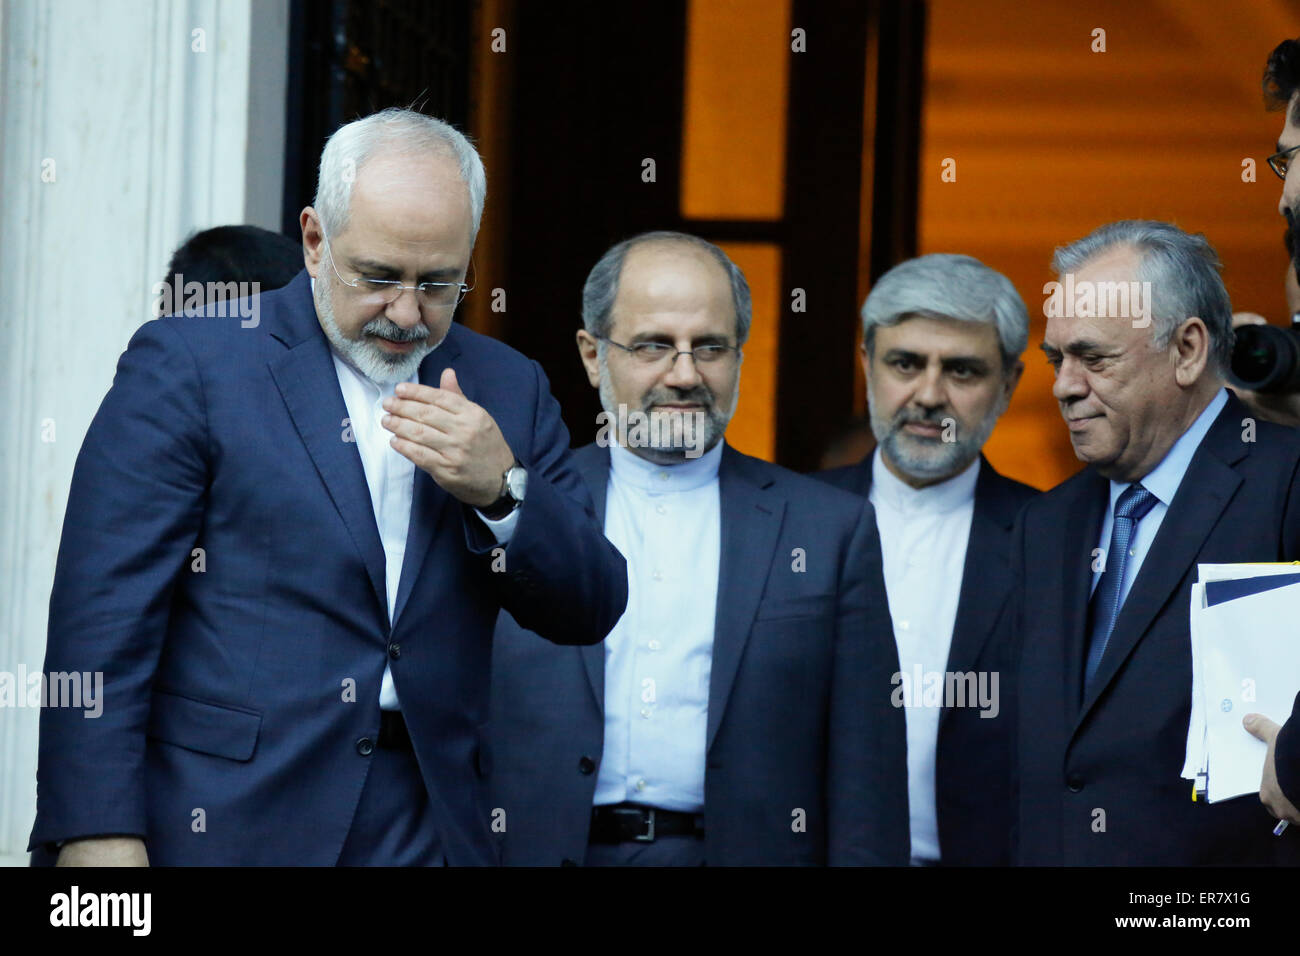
[1084,484,1159,691]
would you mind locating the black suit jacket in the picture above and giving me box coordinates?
[489,442,909,865]
[817,453,1038,865]
[1013,391,1300,865]
[1278,692,1300,807]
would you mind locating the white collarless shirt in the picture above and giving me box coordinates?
[593,441,723,812]
[869,448,979,863]
[329,349,518,712]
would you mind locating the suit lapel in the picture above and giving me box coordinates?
[574,445,613,713]
[940,459,1019,727]
[1063,471,1110,715]
[390,332,466,628]
[707,445,784,753]
[267,280,389,628]
[1076,401,1246,723]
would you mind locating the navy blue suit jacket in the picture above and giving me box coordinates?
[488,443,909,865]
[1013,392,1300,865]
[30,271,627,865]
[817,453,1038,865]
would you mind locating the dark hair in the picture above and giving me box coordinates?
[163,225,302,292]
[1264,38,1300,121]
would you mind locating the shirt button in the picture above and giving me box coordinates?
[656,504,667,515]
[658,472,670,482]
[640,708,652,719]
[652,570,663,582]
[635,778,647,792]
[898,620,910,630]
[648,640,661,651]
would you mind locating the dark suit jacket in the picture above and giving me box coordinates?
[29,271,627,865]
[1277,692,1300,807]
[817,453,1038,865]
[488,442,909,865]
[1014,391,1300,865]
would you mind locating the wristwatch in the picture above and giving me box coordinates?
[481,460,527,520]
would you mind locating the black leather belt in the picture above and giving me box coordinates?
[589,804,704,843]
[378,709,413,752]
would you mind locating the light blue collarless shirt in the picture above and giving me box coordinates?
[1090,387,1229,607]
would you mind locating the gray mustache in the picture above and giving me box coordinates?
[644,387,714,408]
[894,409,946,427]
[363,318,429,343]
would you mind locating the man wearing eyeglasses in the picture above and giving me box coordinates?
[487,231,909,865]
[29,108,627,866]
[1235,38,1300,833]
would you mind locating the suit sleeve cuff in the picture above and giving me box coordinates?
[472,504,520,545]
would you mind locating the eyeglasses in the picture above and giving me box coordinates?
[1268,143,1300,180]
[323,238,472,308]
[596,335,739,366]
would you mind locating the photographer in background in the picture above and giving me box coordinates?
[1234,37,1300,829]
[1230,225,1300,428]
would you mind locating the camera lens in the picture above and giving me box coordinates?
[1230,323,1300,393]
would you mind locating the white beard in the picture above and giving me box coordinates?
[314,277,436,385]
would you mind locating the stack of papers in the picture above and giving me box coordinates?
[1183,563,1300,803]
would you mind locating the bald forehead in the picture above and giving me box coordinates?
[621,240,728,282]
[615,241,733,308]
[609,240,737,337]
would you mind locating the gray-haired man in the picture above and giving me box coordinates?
[818,253,1038,866]
[1017,219,1300,865]
[31,108,627,866]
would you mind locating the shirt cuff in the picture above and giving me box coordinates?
[474,505,520,543]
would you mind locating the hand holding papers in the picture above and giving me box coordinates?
[1183,563,1300,808]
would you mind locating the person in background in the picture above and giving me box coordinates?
[817,253,1037,865]
[1237,38,1300,826]
[161,224,304,301]
[489,230,908,866]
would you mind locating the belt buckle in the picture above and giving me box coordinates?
[633,809,655,842]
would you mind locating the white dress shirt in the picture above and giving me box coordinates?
[869,448,978,864]
[1089,388,1228,606]
[330,351,518,711]
[593,441,723,812]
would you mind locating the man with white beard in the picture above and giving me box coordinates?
[488,231,909,865]
[30,108,626,866]
[818,253,1037,866]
